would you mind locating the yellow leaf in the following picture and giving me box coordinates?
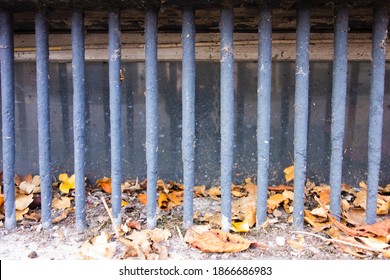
[16,208,29,221]
[283,165,294,183]
[96,177,112,194]
[121,200,129,207]
[230,220,250,233]
[52,196,72,210]
[59,173,75,194]
[15,194,33,211]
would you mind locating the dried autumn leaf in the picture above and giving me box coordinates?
[138,193,147,204]
[32,175,40,188]
[283,165,294,183]
[19,181,35,194]
[231,184,246,197]
[355,236,390,251]
[15,194,33,211]
[59,173,75,194]
[288,235,305,251]
[342,208,366,226]
[244,178,257,195]
[207,186,221,200]
[14,174,22,186]
[128,228,171,260]
[158,193,169,209]
[304,210,331,232]
[81,231,116,260]
[0,194,4,207]
[355,219,390,237]
[167,192,183,206]
[122,200,129,207]
[16,208,29,220]
[383,250,390,259]
[184,227,254,253]
[52,208,72,224]
[353,191,367,209]
[267,193,287,213]
[24,212,41,222]
[230,220,250,233]
[23,173,33,183]
[126,220,142,231]
[310,207,328,218]
[96,177,112,193]
[194,185,207,197]
[52,196,72,210]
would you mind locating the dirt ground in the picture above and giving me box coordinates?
[0,187,386,260]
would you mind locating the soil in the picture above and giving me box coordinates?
[0,186,387,260]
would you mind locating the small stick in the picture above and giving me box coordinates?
[176,226,187,247]
[292,230,386,253]
[268,185,294,191]
[101,196,120,238]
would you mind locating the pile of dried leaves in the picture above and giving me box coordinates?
[1,165,390,259]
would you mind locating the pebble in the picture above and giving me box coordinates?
[28,251,38,259]
[276,236,286,246]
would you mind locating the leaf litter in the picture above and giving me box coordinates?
[0,167,390,259]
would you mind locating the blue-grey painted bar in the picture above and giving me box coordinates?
[366,2,389,225]
[145,8,158,230]
[182,6,196,229]
[293,1,310,229]
[220,6,234,232]
[35,10,52,229]
[108,10,122,228]
[71,10,87,231]
[0,10,16,230]
[329,0,349,221]
[256,1,272,227]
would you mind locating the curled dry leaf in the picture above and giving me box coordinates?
[32,175,40,188]
[267,193,287,213]
[126,220,142,231]
[52,196,72,210]
[52,208,72,224]
[15,194,33,211]
[24,212,41,222]
[81,231,116,260]
[96,177,112,194]
[244,178,257,195]
[283,165,294,183]
[19,181,36,195]
[194,185,207,197]
[184,226,263,253]
[207,187,221,200]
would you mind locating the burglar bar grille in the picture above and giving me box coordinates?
[0,2,388,231]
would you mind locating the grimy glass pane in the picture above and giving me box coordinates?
[2,61,389,188]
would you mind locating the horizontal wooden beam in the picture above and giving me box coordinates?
[13,33,389,61]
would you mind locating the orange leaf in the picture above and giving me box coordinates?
[0,194,4,207]
[96,177,112,194]
[158,193,169,209]
[355,219,390,238]
[207,186,221,200]
[138,193,147,205]
[267,193,287,213]
[167,193,183,206]
[244,178,257,195]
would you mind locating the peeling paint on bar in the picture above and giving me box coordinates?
[366,2,389,225]
[0,10,16,230]
[108,10,122,228]
[256,1,272,227]
[293,1,310,230]
[182,6,196,229]
[145,7,159,230]
[72,10,87,232]
[35,9,52,229]
[329,0,349,221]
[220,6,234,233]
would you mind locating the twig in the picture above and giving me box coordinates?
[101,197,120,238]
[268,185,294,191]
[292,230,387,253]
[176,226,187,247]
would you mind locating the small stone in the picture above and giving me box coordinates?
[276,236,286,246]
[28,251,38,258]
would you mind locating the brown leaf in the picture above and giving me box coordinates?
[122,244,138,259]
[267,193,287,213]
[288,235,305,251]
[23,173,33,183]
[231,184,246,197]
[194,185,207,197]
[14,174,22,186]
[167,192,183,206]
[126,220,142,231]
[355,219,390,238]
[184,227,255,253]
[96,177,112,194]
[342,208,366,226]
[24,212,41,222]
[207,186,221,200]
[244,178,257,195]
[52,208,72,224]
[16,208,29,221]
[283,165,294,183]
[304,210,331,232]
[52,196,72,210]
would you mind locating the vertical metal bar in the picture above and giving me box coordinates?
[35,10,52,229]
[109,10,122,228]
[329,0,349,221]
[72,10,86,231]
[182,6,196,229]
[220,6,234,232]
[256,1,272,227]
[293,1,310,229]
[145,8,158,229]
[366,2,388,225]
[0,10,16,230]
